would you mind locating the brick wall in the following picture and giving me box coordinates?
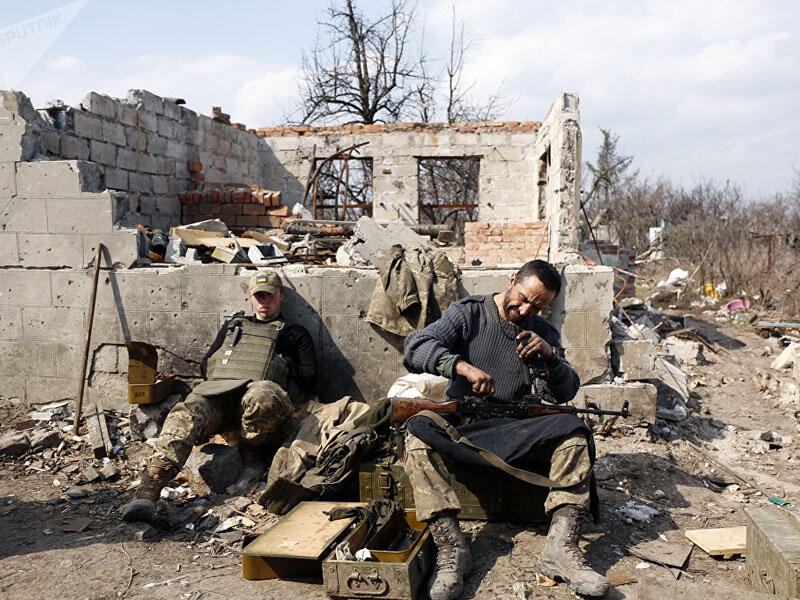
[464,221,549,265]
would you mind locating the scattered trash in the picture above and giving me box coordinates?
[768,496,789,507]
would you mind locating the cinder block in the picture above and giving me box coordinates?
[0,161,16,197]
[746,506,800,598]
[90,139,117,167]
[41,128,61,155]
[81,92,119,120]
[0,90,42,161]
[0,233,19,265]
[23,307,84,343]
[60,135,90,160]
[560,265,615,311]
[55,342,83,377]
[0,306,21,339]
[101,120,126,146]
[573,382,657,426]
[72,110,104,139]
[1,197,47,232]
[25,376,77,404]
[126,128,147,151]
[104,167,128,190]
[46,195,115,234]
[127,89,165,116]
[560,310,611,350]
[565,346,610,385]
[147,133,167,156]
[0,341,56,376]
[91,308,149,345]
[82,231,141,268]
[662,337,705,366]
[612,339,658,381]
[148,311,220,349]
[16,160,103,197]
[19,233,84,268]
[0,270,51,306]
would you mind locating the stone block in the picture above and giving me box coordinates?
[565,346,610,385]
[127,89,165,116]
[662,337,705,366]
[573,382,657,426]
[184,443,242,493]
[163,99,182,121]
[653,354,689,404]
[0,431,30,456]
[0,270,52,306]
[147,133,167,156]
[156,116,174,138]
[0,91,42,160]
[82,231,142,268]
[60,134,90,160]
[117,147,140,171]
[0,161,16,197]
[746,505,800,599]
[0,306,21,338]
[0,341,56,376]
[72,110,104,140]
[321,268,375,316]
[89,139,117,167]
[559,265,615,311]
[91,308,149,345]
[18,233,84,268]
[148,311,220,349]
[45,194,116,234]
[1,197,47,232]
[560,310,611,349]
[41,128,61,155]
[126,128,147,151]
[16,160,103,197]
[612,339,658,381]
[81,92,119,120]
[128,393,183,440]
[102,120,126,146]
[25,376,77,404]
[55,342,83,377]
[104,167,128,190]
[23,307,84,343]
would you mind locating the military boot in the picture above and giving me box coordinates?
[427,511,472,600]
[538,505,610,597]
[121,458,177,523]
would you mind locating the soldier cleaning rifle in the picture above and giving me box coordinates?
[401,259,611,599]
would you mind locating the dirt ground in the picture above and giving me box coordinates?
[1,308,798,600]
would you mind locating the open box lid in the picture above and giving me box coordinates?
[126,341,159,385]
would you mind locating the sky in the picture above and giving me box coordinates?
[1,0,798,200]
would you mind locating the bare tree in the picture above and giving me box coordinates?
[295,0,432,125]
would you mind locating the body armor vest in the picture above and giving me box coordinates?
[206,318,288,388]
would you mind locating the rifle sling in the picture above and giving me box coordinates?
[412,410,592,490]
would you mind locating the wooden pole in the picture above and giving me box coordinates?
[73,243,103,431]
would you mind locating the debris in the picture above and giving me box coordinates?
[630,535,693,569]
[768,496,790,507]
[771,342,799,370]
[746,505,800,598]
[684,526,746,557]
[84,404,113,459]
[615,500,660,523]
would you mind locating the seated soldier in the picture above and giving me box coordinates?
[122,270,318,523]
[402,259,609,599]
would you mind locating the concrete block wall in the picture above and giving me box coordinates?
[3,89,269,232]
[0,261,615,410]
[255,120,543,231]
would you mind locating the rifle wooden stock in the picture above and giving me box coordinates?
[390,397,459,423]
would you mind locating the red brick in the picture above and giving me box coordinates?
[188,160,203,173]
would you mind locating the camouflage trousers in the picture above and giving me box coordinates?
[153,379,296,470]
[403,431,592,521]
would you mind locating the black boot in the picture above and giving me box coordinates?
[427,511,472,600]
[121,458,177,523]
[538,505,610,597]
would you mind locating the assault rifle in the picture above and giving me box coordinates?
[391,354,630,423]
[390,394,630,423]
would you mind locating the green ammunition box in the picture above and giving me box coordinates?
[359,457,548,523]
[322,510,433,600]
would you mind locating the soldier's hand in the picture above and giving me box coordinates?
[516,331,553,360]
[455,361,495,396]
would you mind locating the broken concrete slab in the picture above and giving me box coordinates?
[0,431,30,456]
[612,339,658,381]
[335,216,427,266]
[184,442,242,493]
[128,393,182,441]
[746,505,800,599]
[662,337,705,366]
[653,354,690,404]
[771,342,799,371]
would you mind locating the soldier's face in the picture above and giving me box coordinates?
[502,274,556,324]
[251,290,283,321]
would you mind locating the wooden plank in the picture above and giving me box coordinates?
[684,526,746,556]
[84,404,112,459]
[243,501,365,559]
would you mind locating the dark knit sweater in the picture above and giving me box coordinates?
[403,294,579,403]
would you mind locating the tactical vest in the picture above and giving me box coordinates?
[205,318,288,388]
